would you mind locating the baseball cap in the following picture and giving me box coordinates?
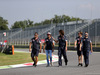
[47,32,51,35]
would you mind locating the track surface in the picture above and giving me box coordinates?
[0,49,100,75]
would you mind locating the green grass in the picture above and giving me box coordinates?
[0,52,46,66]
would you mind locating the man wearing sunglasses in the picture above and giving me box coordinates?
[29,32,42,67]
[82,32,93,67]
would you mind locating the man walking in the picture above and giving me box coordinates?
[29,32,42,67]
[43,32,54,67]
[82,32,93,67]
[74,32,83,66]
[52,30,68,67]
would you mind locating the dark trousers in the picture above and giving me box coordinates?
[58,47,68,66]
[83,50,89,65]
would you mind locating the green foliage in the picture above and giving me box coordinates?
[11,19,34,29]
[0,16,9,30]
[53,15,81,24]
[34,22,42,26]
[0,15,81,30]
[42,19,51,25]
[11,14,81,29]
[35,15,81,26]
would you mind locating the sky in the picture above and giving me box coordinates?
[0,0,100,28]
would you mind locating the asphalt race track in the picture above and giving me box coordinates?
[0,49,100,75]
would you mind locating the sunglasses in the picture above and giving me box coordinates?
[85,34,88,35]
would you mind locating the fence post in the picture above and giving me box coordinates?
[54,27,55,38]
[88,24,90,35]
[75,21,77,38]
[28,40,29,45]
[20,30,21,45]
[69,25,70,46]
[64,25,65,34]
[95,19,97,47]
[11,30,12,45]
[59,26,60,30]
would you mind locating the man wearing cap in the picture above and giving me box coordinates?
[29,32,42,67]
[43,32,54,67]
[82,32,93,67]
[52,30,68,67]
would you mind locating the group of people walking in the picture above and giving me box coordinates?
[75,32,93,67]
[29,30,93,67]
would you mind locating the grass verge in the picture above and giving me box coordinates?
[0,52,46,66]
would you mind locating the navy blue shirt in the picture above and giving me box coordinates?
[58,35,67,47]
[76,37,83,49]
[31,37,41,51]
[45,37,54,50]
[82,37,92,51]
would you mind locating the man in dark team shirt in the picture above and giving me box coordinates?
[43,32,54,67]
[29,32,42,67]
[74,32,83,66]
[82,32,93,67]
[52,30,68,67]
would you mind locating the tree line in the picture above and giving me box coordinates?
[0,15,81,30]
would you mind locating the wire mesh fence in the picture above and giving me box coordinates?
[0,19,100,47]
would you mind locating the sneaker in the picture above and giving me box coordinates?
[58,65,62,67]
[81,63,83,67]
[65,60,68,66]
[65,62,67,66]
[33,63,35,66]
[78,63,81,66]
[50,62,53,66]
[84,64,88,67]
[46,64,50,67]
[34,64,37,67]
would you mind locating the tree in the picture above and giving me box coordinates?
[27,19,34,27]
[0,16,9,30]
[62,15,71,22]
[34,22,42,26]
[11,15,82,28]
[53,15,62,24]
[71,17,81,21]
[42,19,51,25]
[11,19,34,29]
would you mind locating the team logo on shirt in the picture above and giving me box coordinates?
[33,39,35,41]
[78,42,80,44]
[59,37,61,39]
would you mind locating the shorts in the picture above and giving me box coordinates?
[77,48,83,56]
[31,50,39,57]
